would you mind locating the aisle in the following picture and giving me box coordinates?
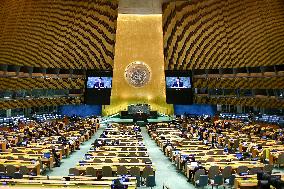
[47,124,106,176]
[141,127,195,189]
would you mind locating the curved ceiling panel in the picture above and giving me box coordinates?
[163,0,284,70]
[0,0,118,69]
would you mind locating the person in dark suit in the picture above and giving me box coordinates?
[52,148,60,167]
[93,77,105,88]
[172,77,184,88]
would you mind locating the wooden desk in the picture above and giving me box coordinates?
[8,147,63,160]
[238,181,258,189]
[77,162,154,167]
[85,155,151,160]
[76,163,156,174]
[96,147,147,152]
[22,175,137,181]
[0,160,41,175]
[0,179,137,189]
[0,153,53,169]
[89,155,149,159]
[186,161,264,179]
[90,151,148,157]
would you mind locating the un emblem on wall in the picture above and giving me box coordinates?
[125,61,151,88]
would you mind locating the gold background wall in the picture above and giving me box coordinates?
[103,14,173,115]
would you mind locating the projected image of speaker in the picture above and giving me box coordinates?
[166,77,191,89]
[86,77,112,89]
[165,71,193,104]
[84,70,112,105]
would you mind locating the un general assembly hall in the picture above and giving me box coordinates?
[1,0,284,188]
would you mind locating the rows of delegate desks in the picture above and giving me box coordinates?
[147,118,284,188]
[70,123,154,184]
[0,175,137,189]
[0,119,137,188]
[0,118,99,176]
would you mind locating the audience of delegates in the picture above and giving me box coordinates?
[69,122,155,187]
[0,116,99,175]
[0,112,282,188]
[0,117,137,188]
[147,115,284,188]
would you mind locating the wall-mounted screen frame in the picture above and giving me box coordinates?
[84,70,113,105]
[165,70,193,105]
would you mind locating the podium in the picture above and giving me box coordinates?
[133,112,148,122]
[120,104,158,121]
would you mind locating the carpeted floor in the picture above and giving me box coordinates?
[140,127,196,189]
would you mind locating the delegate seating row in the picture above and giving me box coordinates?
[69,123,155,188]
[147,116,284,189]
[0,117,99,176]
[0,175,137,189]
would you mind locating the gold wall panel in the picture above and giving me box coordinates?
[194,77,284,89]
[0,96,82,110]
[0,78,85,90]
[103,14,173,115]
[195,96,284,108]
[0,0,118,69]
[163,0,284,69]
